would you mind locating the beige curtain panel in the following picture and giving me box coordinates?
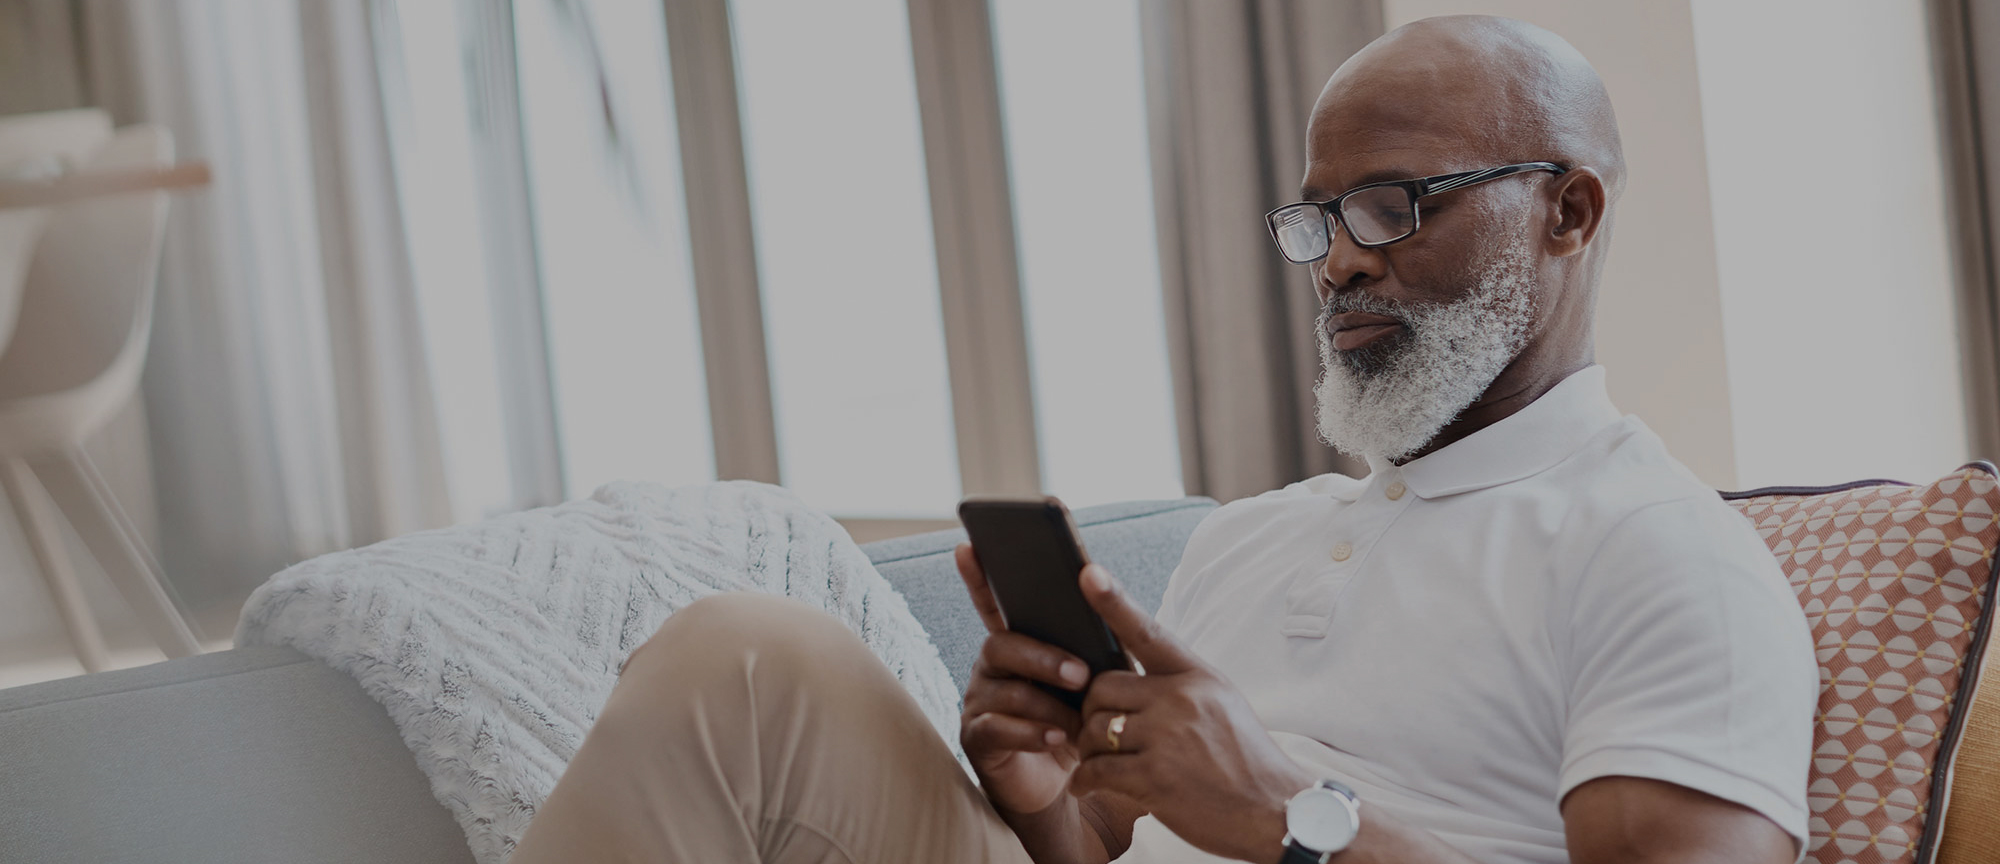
[1144,0,1392,502]
[1930,0,2000,464]
[1142,0,1383,503]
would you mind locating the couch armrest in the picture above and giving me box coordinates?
[0,646,474,864]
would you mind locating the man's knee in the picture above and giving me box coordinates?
[622,592,869,689]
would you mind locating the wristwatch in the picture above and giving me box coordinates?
[1279,779,1361,863]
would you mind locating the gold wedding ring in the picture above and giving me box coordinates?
[1107,713,1128,752]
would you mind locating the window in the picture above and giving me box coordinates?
[512,0,715,498]
[991,0,1182,507]
[378,0,1185,532]
[730,0,961,518]
[378,0,515,523]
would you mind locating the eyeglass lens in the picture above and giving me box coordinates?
[1271,205,1328,263]
[1340,186,1416,246]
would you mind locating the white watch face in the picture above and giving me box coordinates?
[1286,786,1359,852]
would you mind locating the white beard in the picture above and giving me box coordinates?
[1313,233,1538,464]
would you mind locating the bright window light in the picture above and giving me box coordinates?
[992,0,1183,506]
[380,0,515,523]
[1692,0,1969,486]
[513,0,716,499]
[730,0,961,518]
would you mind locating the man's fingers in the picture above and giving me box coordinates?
[1080,564,1199,674]
[955,543,1009,634]
[964,711,1071,755]
[1077,670,1148,714]
[974,631,1092,692]
[962,678,1083,735]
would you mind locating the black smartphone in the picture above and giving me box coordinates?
[957,495,1131,709]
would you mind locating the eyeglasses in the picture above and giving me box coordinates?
[1264,162,1566,264]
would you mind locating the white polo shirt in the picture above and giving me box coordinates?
[1115,366,1816,864]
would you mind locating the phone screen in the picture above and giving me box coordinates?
[958,496,1130,708]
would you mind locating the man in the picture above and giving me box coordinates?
[513,14,1815,864]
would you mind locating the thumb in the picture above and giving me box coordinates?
[1080,564,1198,675]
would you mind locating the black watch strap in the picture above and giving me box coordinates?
[1280,842,1329,864]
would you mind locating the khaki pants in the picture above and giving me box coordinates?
[512,593,1037,864]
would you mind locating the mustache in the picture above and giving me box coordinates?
[1318,292,1414,328]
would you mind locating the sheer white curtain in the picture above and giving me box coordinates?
[77,0,449,609]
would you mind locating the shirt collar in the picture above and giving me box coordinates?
[1366,365,1623,500]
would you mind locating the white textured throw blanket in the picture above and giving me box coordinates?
[236,481,963,864]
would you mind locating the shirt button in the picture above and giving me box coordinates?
[1330,542,1353,562]
[1386,481,1407,501]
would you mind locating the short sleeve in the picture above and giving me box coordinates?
[1560,495,1817,851]
[1153,518,1214,634]
[1152,500,1246,634]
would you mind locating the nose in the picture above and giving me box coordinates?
[1313,221,1388,304]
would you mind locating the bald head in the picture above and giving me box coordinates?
[1313,15,1624,200]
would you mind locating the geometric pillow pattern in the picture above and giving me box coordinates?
[1723,464,2000,864]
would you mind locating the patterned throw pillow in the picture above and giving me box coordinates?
[1723,464,2000,864]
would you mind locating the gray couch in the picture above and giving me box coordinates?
[0,497,1216,863]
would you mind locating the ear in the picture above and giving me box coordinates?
[1546,167,1607,258]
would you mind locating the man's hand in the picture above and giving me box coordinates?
[1067,564,1316,864]
[958,544,1137,864]
[956,543,1088,815]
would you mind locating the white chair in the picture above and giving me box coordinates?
[0,124,200,672]
[0,109,113,360]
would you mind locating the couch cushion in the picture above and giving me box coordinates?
[1723,465,2000,864]
[863,497,1217,693]
[0,646,474,864]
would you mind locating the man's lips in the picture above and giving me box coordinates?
[1326,311,1405,351]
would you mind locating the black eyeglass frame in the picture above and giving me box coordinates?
[1264,161,1567,263]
